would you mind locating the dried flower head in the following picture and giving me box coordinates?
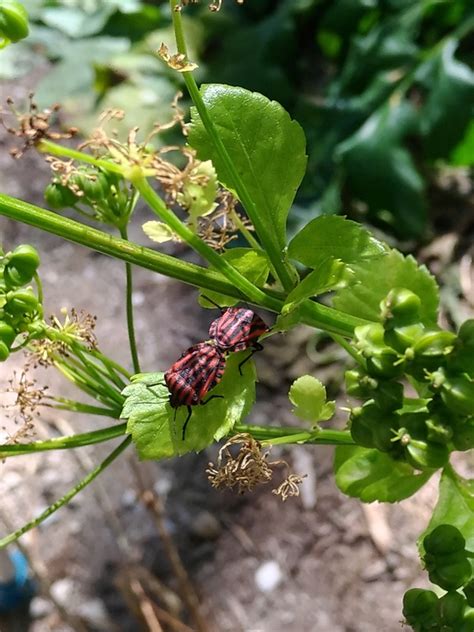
[158,43,198,72]
[175,0,244,11]
[198,189,254,251]
[1,93,77,158]
[207,433,306,500]
[1,369,49,443]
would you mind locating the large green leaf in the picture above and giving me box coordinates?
[332,249,439,325]
[187,84,307,252]
[421,40,474,160]
[334,445,433,503]
[199,248,270,308]
[288,215,385,269]
[336,101,426,238]
[419,466,474,553]
[122,352,256,460]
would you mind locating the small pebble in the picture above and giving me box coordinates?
[191,511,221,540]
[255,560,283,592]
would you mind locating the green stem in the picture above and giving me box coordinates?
[0,423,127,459]
[0,193,366,335]
[133,177,281,309]
[234,424,354,446]
[0,193,271,304]
[72,347,125,406]
[33,270,43,304]
[119,224,141,374]
[170,0,295,291]
[330,333,365,366]
[0,436,131,548]
[38,140,124,175]
[229,210,261,251]
[51,398,120,417]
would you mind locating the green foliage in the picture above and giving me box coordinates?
[122,353,256,460]
[334,446,433,503]
[333,250,439,325]
[289,375,335,424]
[188,84,307,254]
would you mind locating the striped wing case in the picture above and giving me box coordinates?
[164,342,226,408]
[209,308,268,352]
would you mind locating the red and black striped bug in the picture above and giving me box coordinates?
[164,341,226,440]
[205,299,269,373]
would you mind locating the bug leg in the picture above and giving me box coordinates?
[145,380,166,395]
[181,405,192,441]
[201,394,224,406]
[200,294,224,311]
[238,342,264,375]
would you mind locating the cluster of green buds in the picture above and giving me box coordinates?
[0,1,29,48]
[44,166,135,229]
[346,288,474,469]
[403,525,474,631]
[0,244,43,360]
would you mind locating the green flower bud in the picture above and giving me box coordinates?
[0,1,29,47]
[437,591,466,626]
[345,369,378,399]
[4,244,40,287]
[413,329,457,360]
[402,588,438,628]
[424,525,466,555]
[380,288,422,326]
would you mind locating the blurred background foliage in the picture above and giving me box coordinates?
[3,0,473,239]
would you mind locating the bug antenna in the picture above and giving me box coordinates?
[200,295,224,311]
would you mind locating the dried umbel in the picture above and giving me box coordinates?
[207,433,306,500]
[175,0,245,11]
[1,93,77,158]
[1,369,49,443]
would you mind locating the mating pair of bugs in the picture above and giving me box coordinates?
[163,301,269,439]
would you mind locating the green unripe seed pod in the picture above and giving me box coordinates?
[402,588,438,627]
[438,591,466,625]
[0,1,29,46]
[461,609,474,632]
[0,322,16,347]
[441,374,474,417]
[44,182,79,209]
[71,170,109,201]
[452,417,474,452]
[0,340,10,361]
[405,438,449,470]
[5,288,40,317]
[463,580,474,608]
[424,525,466,555]
[413,329,457,359]
[344,369,378,399]
[384,323,425,353]
[380,287,422,326]
[4,244,40,287]
[349,401,396,451]
[425,417,453,444]
[427,555,472,591]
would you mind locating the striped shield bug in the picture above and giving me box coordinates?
[204,297,269,373]
[164,341,226,439]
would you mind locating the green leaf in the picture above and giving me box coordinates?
[450,119,474,167]
[122,352,256,460]
[336,101,426,238]
[289,375,335,423]
[419,466,474,553]
[199,248,270,308]
[332,249,439,325]
[288,215,385,269]
[334,445,433,503]
[285,259,349,303]
[143,221,180,244]
[40,6,116,38]
[421,40,474,160]
[187,84,307,252]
